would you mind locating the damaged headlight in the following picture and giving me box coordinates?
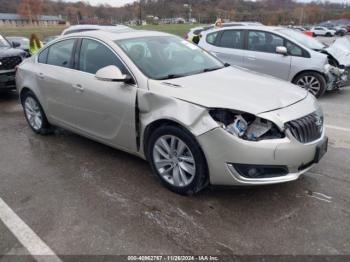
[324,64,346,77]
[209,109,285,141]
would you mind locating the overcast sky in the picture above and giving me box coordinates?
[61,0,349,7]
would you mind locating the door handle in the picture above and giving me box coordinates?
[247,56,256,61]
[37,73,44,79]
[72,84,84,92]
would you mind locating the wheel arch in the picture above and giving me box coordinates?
[143,118,210,192]
[142,119,191,159]
[291,70,327,84]
[19,87,33,104]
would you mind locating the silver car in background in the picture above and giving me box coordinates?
[198,26,347,97]
[16,31,327,195]
[61,24,133,35]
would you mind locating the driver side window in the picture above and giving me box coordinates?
[78,39,127,75]
[248,31,284,54]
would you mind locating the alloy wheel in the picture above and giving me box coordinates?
[24,97,43,131]
[296,75,321,96]
[152,135,196,187]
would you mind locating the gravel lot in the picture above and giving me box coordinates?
[0,36,350,259]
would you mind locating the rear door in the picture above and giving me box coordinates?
[36,38,77,124]
[203,29,245,67]
[243,30,291,80]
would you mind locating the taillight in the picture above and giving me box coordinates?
[184,32,189,39]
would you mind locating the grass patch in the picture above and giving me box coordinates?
[131,24,203,37]
[0,24,202,40]
[0,26,66,39]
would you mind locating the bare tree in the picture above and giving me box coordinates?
[17,0,43,24]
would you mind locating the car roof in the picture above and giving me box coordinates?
[6,36,25,38]
[201,25,281,34]
[64,24,130,30]
[64,30,173,41]
[61,24,133,35]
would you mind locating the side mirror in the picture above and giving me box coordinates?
[12,41,21,48]
[276,46,288,55]
[95,65,131,83]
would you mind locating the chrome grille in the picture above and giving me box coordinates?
[0,56,22,70]
[286,112,323,143]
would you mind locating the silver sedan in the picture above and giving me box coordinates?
[16,31,328,195]
[198,26,347,98]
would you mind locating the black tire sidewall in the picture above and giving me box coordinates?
[147,125,208,195]
[22,91,50,134]
[293,72,327,98]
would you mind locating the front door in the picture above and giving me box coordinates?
[68,38,138,151]
[243,30,291,81]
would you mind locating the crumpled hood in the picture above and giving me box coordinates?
[148,67,308,115]
[325,37,350,67]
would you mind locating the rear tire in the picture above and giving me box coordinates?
[293,72,327,98]
[22,91,52,135]
[147,125,209,195]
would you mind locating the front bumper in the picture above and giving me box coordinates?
[197,127,327,186]
[197,94,327,186]
[325,66,348,90]
[0,70,16,89]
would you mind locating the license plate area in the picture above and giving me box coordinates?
[314,137,328,163]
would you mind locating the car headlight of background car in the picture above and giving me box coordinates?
[209,109,285,141]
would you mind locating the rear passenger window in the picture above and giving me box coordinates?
[46,39,75,68]
[218,30,243,49]
[78,39,127,75]
[206,32,219,45]
[38,48,48,64]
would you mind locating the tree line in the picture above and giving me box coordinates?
[0,0,349,25]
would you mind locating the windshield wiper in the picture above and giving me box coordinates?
[202,66,224,72]
[157,74,188,80]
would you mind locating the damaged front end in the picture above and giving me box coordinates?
[324,63,348,90]
[321,37,350,90]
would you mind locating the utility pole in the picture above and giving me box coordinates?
[139,0,142,25]
[299,8,304,26]
[184,4,192,22]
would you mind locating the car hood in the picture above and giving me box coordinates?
[0,47,26,57]
[325,37,350,67]
[148,67,308,115]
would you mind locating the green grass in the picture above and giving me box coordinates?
[131,24,203,37]
[0,24,201,40]
[0,26,66,39]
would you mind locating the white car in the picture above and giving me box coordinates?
[61,24,133,36]
[185,22,263,43]
[16,30,328,195]
[311,27,336,37]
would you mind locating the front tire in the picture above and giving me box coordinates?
[293,72,327,98]
[22,91,52,134]
[147,125,209,195]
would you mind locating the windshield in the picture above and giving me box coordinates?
[0,35,11,48]
[277,29,325,50]
[116,36,224,80]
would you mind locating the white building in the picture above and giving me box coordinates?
[0,13,64,27]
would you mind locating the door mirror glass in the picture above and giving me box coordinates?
[95,65,129,82]
[276,46,288,55]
